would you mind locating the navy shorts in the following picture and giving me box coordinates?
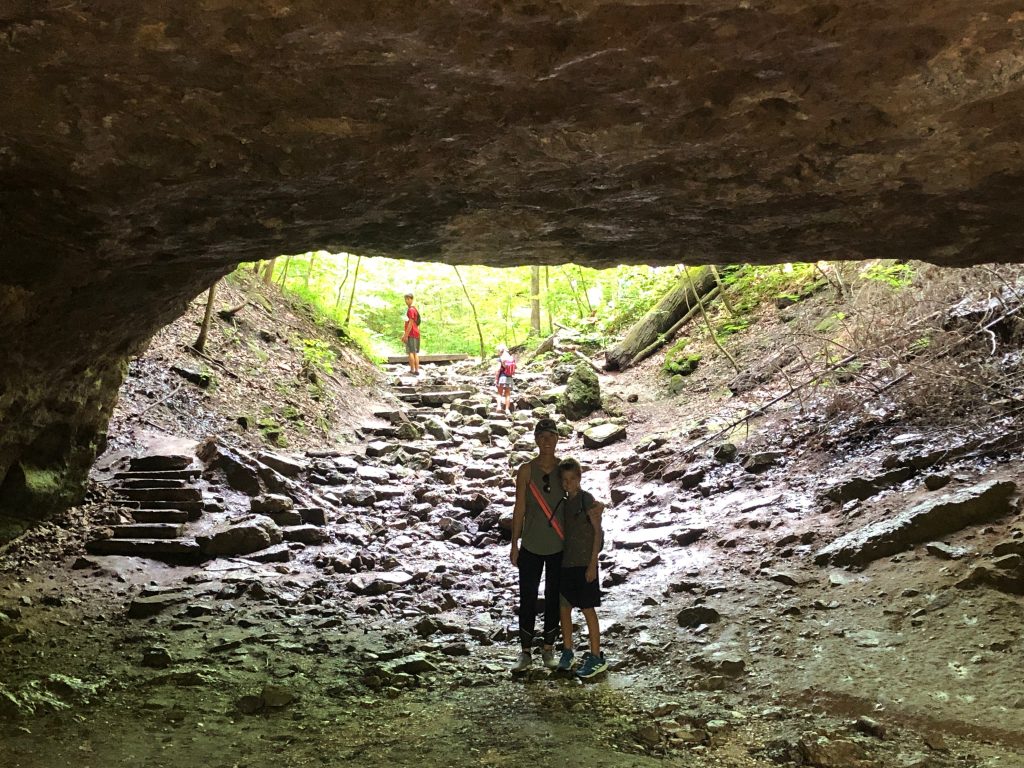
[559,566,601,609]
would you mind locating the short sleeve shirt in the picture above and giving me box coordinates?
[562,491,598,567]
[406,306,420,339]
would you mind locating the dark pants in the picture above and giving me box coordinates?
[517,547,563,649]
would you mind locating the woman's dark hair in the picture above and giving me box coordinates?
[557,457,582,477]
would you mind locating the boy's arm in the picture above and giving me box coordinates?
[510,463,529,565]
[585,495,604,574]
[586,507,603,565]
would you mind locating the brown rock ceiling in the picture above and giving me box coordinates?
[1,1,1023,527]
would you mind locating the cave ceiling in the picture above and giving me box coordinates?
[3,0,1024,526]
[3,0,1024,283]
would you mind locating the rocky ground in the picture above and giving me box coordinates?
[2,277,1024,768]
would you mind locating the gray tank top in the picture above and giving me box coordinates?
[521,460,565,556]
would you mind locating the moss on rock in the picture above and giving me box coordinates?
[558,363,601,420]
[665,339,702,377]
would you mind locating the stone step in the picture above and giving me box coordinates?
[407,408,445,418]
[384,354,470,364]
[131,509,190,524]
[420,390,474,406]
[118,487,202,503]
[85,537,203,560]
[114,469,201,481]
[109,523,185,539]
[391,386,421,396]
[113,499,203,514]
[113,478,190,490]
[129,455,195,472]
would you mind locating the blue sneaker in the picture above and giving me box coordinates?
[556,648,574,672]
[576,651,607,679]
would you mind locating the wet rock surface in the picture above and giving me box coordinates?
[2,354,1024,767]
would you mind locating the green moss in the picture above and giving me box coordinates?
[558,363,601,420]
[665,339,701,376]
[20,466,64,497]
[814,311,847,333]
[257,417,286,447]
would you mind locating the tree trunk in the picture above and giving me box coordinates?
[530,266,541,335]
[604,266,716,371]
[278,255,291,288]
[453,265,486,359]
[262,258,277,285]
[334,253,351,311]
[576,266,594,314]
[193,281,218,353]
[563,266,586,317]
[544,266,553,335]
[305,252,317,291]
[628,286,720,368]
[344,255,361,326]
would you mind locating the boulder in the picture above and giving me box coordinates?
[282,524,328,545]
[815,480,1016,567]
[197,517,283,556]
[342,487,377,507]
[256,451,305,477]
[558,363,601,420]
[250,493,293,514]
[582,422,627,448]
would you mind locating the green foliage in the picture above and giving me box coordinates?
[257,254,843,363]
[221,326,242,345]
[715,317,751,338]
[721,264,818,313]
[300,338,336,376]
[596,265,687,336]
[860,261,914,288]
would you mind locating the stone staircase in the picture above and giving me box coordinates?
[86,453,205,561]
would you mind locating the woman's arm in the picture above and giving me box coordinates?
[510,462,530,565]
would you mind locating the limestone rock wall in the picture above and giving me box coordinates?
[2,1,1024,529]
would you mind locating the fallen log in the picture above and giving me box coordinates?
[628,286,720,369]
[604,266,717,371]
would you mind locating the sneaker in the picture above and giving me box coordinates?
[556,648,574,672]
[576,652,608,679]
[541,648,558,669]
[510,651,532,674]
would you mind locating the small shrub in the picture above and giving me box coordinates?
[301,339,336,376]
[860,261,914,288]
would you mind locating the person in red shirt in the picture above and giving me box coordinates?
[401,293,421,375]
[495,344,515,413]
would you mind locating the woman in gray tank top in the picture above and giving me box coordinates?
[508,417,565,673]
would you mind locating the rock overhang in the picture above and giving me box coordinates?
[3,0,1024,526]
[2,1,1024,276]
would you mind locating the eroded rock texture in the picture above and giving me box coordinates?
[2,1,1024,527]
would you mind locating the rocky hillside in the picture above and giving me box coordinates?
[1,265,1023,767]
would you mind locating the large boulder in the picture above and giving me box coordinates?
[815,480,1016,567]
[197,517,283,556]
[558,363,601,420]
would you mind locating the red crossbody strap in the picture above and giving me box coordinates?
[528,481,564,540]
